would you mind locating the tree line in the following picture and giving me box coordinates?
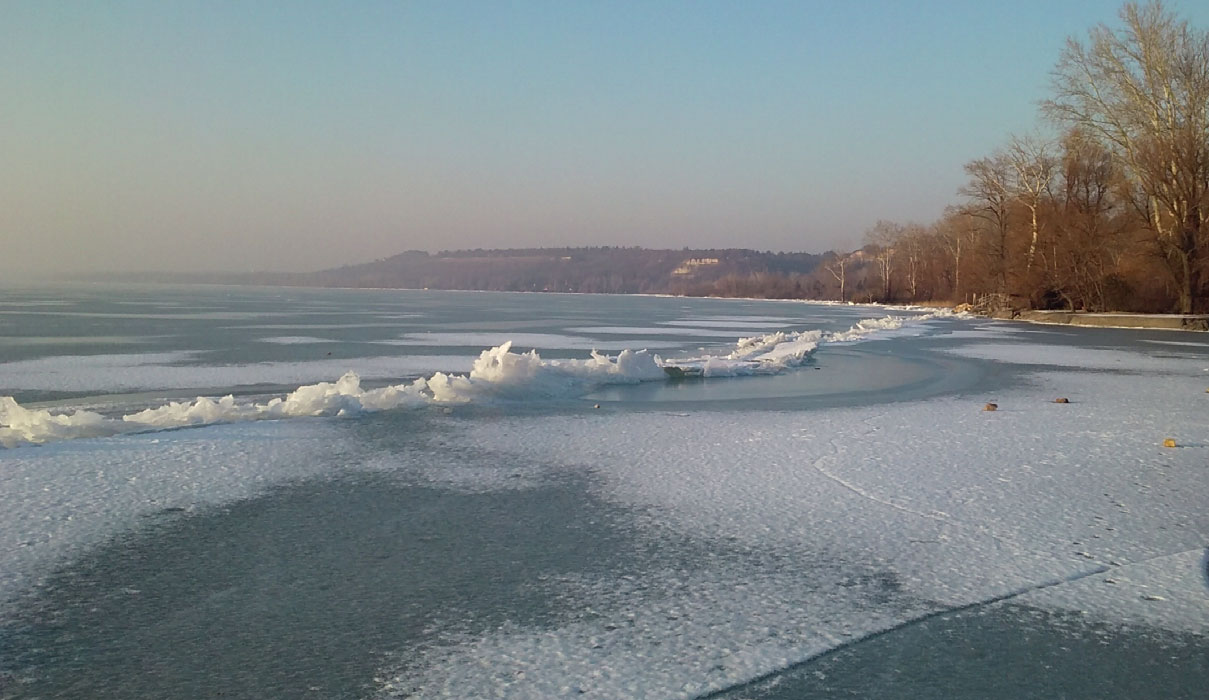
[273,247,826,297]
[821,1,1208,313]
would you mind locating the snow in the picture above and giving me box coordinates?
[1,308,1206,698]
[0,421,352,601]
[943,342,1209,370]
[670,311,945,376]
[369,342,1208,697]
[1,314,938,447]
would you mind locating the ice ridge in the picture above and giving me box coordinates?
[1,313,939,447]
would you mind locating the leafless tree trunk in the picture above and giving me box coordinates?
[824,253,848,301]
[864,220,902,301]
[960,155,1014,295]
[1006,134,1057,274]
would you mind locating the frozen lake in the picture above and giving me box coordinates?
[1,285,1207,698]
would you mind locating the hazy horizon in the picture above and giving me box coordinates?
[5,0,1208,278]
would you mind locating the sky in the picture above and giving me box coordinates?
[4,0,1209,277]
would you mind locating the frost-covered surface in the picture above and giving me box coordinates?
[376,331,683,351]
[1140,338,1209,348]
[0,314,937,447]
[378,570,935,699]
[367,343,1209,698]
[2,300,1205,698]
[257,335,339,344]
[0,420,353,601]
[0,352,475,394]
[943,342,1209,370]
[570,325,769,338]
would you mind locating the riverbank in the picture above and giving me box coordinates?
[995,309,1208,332]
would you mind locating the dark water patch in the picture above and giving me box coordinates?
[0,411,928,699]
[707,603,1209,700]
[0,472,654,699]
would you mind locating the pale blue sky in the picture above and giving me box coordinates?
[4,0,1207,275]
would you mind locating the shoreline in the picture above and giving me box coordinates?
[988,309,1208,332]
[6,278,1205,332]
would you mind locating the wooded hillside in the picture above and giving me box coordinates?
[270,247,826,298]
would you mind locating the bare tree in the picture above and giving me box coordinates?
[959,154,1015,295]
[1048,128,1132,309]
[898,224,930,300]
[824,252,849,301]
[1045,0,1209,312]
[1005,134,1057,274]
[864,220,902,301]
[937,208,979,302]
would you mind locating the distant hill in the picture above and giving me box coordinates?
[106,247,827,298]
[289,247,825,296]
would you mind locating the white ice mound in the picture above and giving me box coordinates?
[0,343,667,447]
[0,396,115,447]
[668,312,935,376]
[827,314,907,341]
[1,313,938,447]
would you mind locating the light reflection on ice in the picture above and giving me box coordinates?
[669,315,799,323]
[571,326,752,338]
[258,336,339,344]
[377,332,682,351]
[943,342,1209,371]
[0,335,163,346]
[0,353,475,395]
[230,322,419,330]
[0,310,314,320]
[663,319,796,328]
[1140,339,1208,348]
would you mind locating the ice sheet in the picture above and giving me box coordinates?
[1141,339,1208,348]
[663,319,795,328]
[377,348,1208,696]
[0,345,664,446]
[257,336,339,344]
[377,332,682,351]
[672,315,799,323]
[0,421,354,602]
[0,353,475,395]
[2,314,940,447]
[570,326,753,338]
[0,335,158,346]
[0,310,313,320]
[2,313,1205,699]
[943,342,1209,371]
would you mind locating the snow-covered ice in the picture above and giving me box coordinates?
[366,328,1208,698]
[0,314,934,447]
[2,300,1205,699]
[0,352,476,395]
[377,331,683,351]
